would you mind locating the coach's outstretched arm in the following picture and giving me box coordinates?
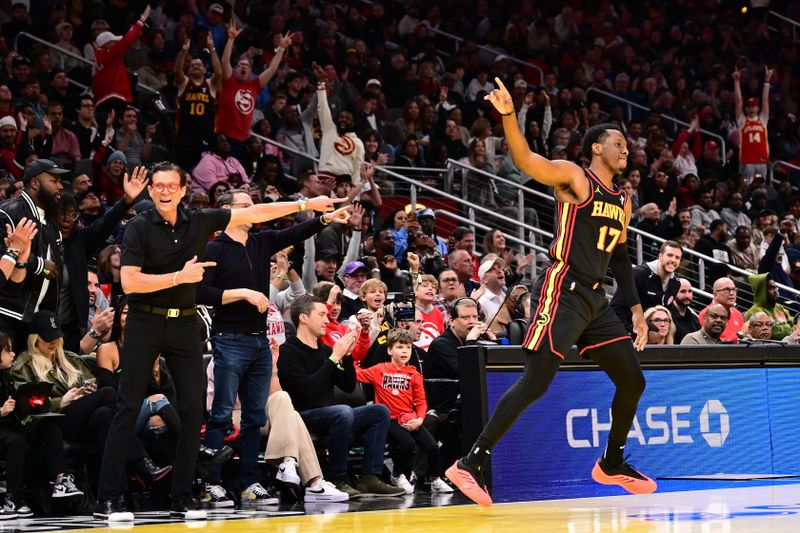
[484,77,580,189]
[227,196,346,228]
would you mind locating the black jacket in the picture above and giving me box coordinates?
[610,261,680,332]
[197,217,326,334]
[0,192,64,322]
[425,328,477,413]
[277,336,356,412]
[64,197,132,334]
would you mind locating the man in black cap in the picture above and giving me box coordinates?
[0,159,67,349]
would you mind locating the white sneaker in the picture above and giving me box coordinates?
[200,484,234,508]
[304,479,349,502]
[241,482,279,505]
[52,474,83,498]
[276,458,301,486]
[390,473,414,495]
[430,478,454,493]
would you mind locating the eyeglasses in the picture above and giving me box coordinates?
[751,322,773,328]
[440,278,458,283]
[60,211,79,222]
[151,183,181,193]
[649,318,671,324]
[714,287,737,293]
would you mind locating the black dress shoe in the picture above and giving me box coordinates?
[93,498,134,522]
[198,444,234,464]
[133,457,173,483]
[170,496,207,520]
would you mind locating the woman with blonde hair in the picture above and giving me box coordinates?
[643,305,676,345]
[11,310,170,483]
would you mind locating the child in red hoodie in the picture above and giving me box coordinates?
[355,329,453,494]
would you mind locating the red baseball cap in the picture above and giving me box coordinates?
[745,97,759,107]
[706,140,719,150]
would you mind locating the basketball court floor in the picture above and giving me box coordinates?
[4,478,800,532]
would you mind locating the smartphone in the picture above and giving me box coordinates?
[83,377,96,388]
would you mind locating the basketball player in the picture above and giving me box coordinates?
[446,78,654,507]
[733,65,773,181]
[174,34,222,171]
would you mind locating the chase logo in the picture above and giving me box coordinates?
[700,400,729,447]
[566,399,730,448]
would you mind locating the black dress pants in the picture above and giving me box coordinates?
[97,311,204,502]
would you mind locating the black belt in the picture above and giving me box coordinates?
[135,304,196,318]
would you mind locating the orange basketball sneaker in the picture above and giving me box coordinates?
[445,460,493,507]
[591,457,657,494]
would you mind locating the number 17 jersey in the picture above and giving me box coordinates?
[548,168,627,282]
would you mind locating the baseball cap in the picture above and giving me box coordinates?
[342,261,368,277]
[30,310,64,342]
[96,31,122,47]
[209,3,224,14]
[416,207,435,219]
[22,159,69,184]
[752,173,765,182]
[478,254,503,279]
[315,248,340,261]
[745,97,759,107]
[552,144,568,154]
[706,140,719,150]
[11,56,31,68]
[514,79,528,90]
[365,78,382,89]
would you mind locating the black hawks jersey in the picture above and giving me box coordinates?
[176,80,216,143]
[547,168,627,282]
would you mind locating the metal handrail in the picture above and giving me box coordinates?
[765,10,800,41]
[421,22,544,82]
[585,87,728,165]
[772,160,800,173]
[375,165,550,239]
[446,158,553,202]
[15,31,160,96]
[433,209,548,255]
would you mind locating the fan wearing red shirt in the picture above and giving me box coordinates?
[413,273,445,351]
[314,282,371,364]
[355,329,453,494]
[217,21,295,156]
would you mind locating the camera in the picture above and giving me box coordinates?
[386,292,415,323]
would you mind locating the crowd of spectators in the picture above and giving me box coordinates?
[0,0,799,519]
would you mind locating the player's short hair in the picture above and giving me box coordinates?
[581,123,623,160]
[387,328,414,348]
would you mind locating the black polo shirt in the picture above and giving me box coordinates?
[121,205,231,308]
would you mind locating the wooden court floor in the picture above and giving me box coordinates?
[7,482,800,532]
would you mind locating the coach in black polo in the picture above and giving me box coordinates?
[94,162,341,522]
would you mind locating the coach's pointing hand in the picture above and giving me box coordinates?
[175,256,216,285]
[484,77,515,115]
[306,196,348,213]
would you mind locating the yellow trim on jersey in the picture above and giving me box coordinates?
[552,203,571,262]
[525,261,566,350]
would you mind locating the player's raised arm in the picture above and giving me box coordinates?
[485,77,580,189]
